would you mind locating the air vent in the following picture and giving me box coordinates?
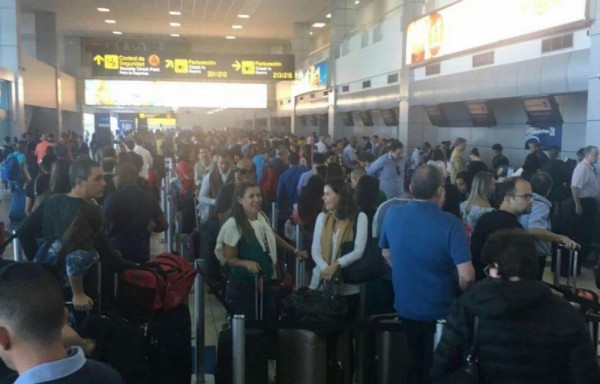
[388,73,399,84]
[425,63,441,76]
[373,24,383,43]
[299,96,304,101]
[342,85,350,93]
[542,34,573,53]
[287,99,291,104]
[323,90,329,96]
[361,31,369,48]
[472,51,494,68]
[310,93,315,99]
[363,80,371,89]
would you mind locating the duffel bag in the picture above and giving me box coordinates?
[281,282,348,323]
[117,253,196,318]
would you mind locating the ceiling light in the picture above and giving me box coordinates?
[97,7,110,12]
[170,22,181,27]
[232,25,243,29]
[309,31,314,35]
[226,36,236,40]
[105,19,116,24]
[355,0,360,4]
[170,33,180,37]
[312,22,326,28]
[169,11,182,16]
[237,14,250,19]
[326,13,331,18]
[112,31,122,35]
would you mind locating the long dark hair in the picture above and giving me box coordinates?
[325,178,358,221]
[228,181,261,242]
[298,175,325,217]
[355,175,379,216]
[56,204,104,276]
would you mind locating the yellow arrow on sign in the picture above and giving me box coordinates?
[93,54,104,65]
[165,59,174,69]
[232,60,242,71]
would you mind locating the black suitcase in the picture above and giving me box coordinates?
[78,313,151,384]
[144,304,192,384]
[363,314,411,384]
[215,275,269,384]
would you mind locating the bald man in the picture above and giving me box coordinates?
[104,162,168,263]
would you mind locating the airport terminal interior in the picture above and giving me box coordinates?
[0,0,600,383]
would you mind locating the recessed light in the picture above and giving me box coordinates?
[112,31,122,35]
[237,14,250,19]
[170,33,180,37]
[226,36,236,40]
[309,31,314,35]
[232,25,243,29]
[105,19,116,24]
[170,22,181,27]
[169,11,182,16]
[326,13,331,18]
[312,22,326,28]
[355,0,360,4]
[97,7,110,12]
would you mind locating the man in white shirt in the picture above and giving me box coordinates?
[315,136,329,154]
[570,145,599,267]
[132,136,153,180]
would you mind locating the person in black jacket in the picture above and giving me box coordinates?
[431,229,600,384]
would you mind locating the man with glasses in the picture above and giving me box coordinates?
[367,140,406,199]
[470,177,533,280]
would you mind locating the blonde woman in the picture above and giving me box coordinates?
[449,138,467,184]
[460,172,495,232]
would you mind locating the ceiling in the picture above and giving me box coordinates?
[19,0,331,42]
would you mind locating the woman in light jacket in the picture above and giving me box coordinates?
[311,177,367,320]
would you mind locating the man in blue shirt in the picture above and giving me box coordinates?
[0,263,123,383]
[368,140,406,199]
[296,152,326,193]
[379,165,474,383]
[276,152,308,215]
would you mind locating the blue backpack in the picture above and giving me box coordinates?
[1,153,20,182]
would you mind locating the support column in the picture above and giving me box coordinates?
[328,0,356,139]
[292,23,311,135]
[586,0,600,146]
[399,0,425,146]
[34,11,61,135]
[0,0,24,136]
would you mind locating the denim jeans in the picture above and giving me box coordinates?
[9,180,26,223]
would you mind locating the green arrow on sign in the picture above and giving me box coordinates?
[232,60,242,71]
[165,59,174,69]
[93,55,104,65]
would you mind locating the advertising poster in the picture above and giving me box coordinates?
[406,0,587,65]
[293,61,328,95]
[524,124,562,150]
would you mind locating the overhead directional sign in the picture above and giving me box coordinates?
[91,50,295,81]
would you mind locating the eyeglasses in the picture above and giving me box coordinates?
[509,193,533,200]
[233,167,253,175]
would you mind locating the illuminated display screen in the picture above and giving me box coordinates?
[406,0,587,65]
[92,50,295,81]
[85,79,268,108]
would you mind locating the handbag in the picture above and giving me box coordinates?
[436,316,481,384]
[280,280,348,323]
[340,213,390,284]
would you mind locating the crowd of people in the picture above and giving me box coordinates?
[0,127,598,383]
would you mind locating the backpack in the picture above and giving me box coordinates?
[117,253,197,319]
[1,153,20,182]
[260,165,278,201]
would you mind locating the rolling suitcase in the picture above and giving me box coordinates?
[552,246,580,288]
[145,303,193,384]
[215,275,269,384]
[363,314,411,384]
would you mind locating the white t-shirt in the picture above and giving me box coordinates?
[215,214,278,279]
